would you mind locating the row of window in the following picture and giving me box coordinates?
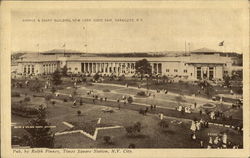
[43,64,57,67]
[69,67,135,73]
[24,65,34,74]
[166,69,188,73]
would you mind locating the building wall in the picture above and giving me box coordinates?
[15,52,236,81]
[67,61,81,74]
[215,66,223,79]
[17,62,59,75]
[161,61,189,77]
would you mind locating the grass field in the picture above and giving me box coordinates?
[11,78,243,148]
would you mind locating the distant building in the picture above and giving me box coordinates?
[14,48,239,81]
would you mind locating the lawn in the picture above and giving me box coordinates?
[11,77,243,148]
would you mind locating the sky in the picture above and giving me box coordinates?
[11,7,246,53]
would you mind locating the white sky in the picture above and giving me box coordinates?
[11,7,246,53]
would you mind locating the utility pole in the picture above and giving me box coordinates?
[83,26,88,53]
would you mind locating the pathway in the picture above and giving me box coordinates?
[92,82,233,106]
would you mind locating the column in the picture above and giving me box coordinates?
[96,63,99,73]
[207,67,210,79]
[213,67,216,79]
[85,63,87,73]
[96,63,98,73]
[115,63,117,75]
[150,63,153,74]
[93,63,96,73]
[156,63,158,74]
[107,63,109,73]
[87,63,90,73]
[100,63,103,73]
[201,67,203,79]
[91,63,93,73]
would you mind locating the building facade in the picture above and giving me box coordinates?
[14,48,236,81]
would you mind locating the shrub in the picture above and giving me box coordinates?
[127,96,133,104]
[79,99,83,105]
[139,109,145,115]
[128,143,136,148]
[63,98,68,102]
[24,97,31,102]
[51,101,56,105]
[72,90,77,96]
[45,95,52,101]
[33,94,44,97]
[103,136,111,144]
[29,82,43,92]
[158,120,169,128]
[86,83,93,86]
[12,92,21,97]
[125,122,142,136]
[134,122,142,132]
[175,95,186,102]
[51,87,56,94]
[77,110,81,116]
[103,89,110,92]
[137,91,146,97]
[125,126,134,135]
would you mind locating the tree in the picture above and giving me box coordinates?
[162,75,169,84]
[135,59,152,80]
[223,75,231,88]
[93,73,100,81]
[52,69,62,85]
[103,136,112,144]
[61,65,68,76]
[51,87,56,94]
[24,106,54,148]
[127,96,133,104]
[29,82,43,92]
[77,110,81,116]
[125,122,142,136]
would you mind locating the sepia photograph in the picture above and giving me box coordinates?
[1,0,249,157]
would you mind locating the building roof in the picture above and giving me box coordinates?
[16,55,59,63]
[191,47,220,53]
[16,54,190,63]
[65,56,189,62]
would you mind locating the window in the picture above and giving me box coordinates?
[32,65,34,73]
[75,67,78,70]
[184,69,187,73]
[24,66,26,73]
[28,65,30,74]
[197,67,201,79]
[166,69,169,72]
[174,69,178,72]
[209,67,214,80]
[68,67,71,70]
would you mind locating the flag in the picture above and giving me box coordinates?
[219,41,224,46]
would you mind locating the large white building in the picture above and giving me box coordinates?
[14,48,237,81]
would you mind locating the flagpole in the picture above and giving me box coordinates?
[63,43,66,57]
[188,42,190,53]
[83,26,88,53]
[37,44,39,56]
[185,41,187,54]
